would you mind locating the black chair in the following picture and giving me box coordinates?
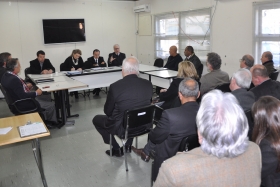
[197,63,204,78]
[154,105,164,126]
[245,110,254,141]
[215,83,231,93]
[154,58,164,68]
[24,67,32,83]
[60,63,65,71]
[110,105,155,171]
[269,71,279,81]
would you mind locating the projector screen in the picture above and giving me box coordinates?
[42,19,86,44]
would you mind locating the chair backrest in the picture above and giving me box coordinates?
[24,67,31,82]
[60,63,65,71]
[178,134,200,152]
[0,83,12,105]
[197,63,204,78]
[122,105,155,139]
[154,105,164,125]
[154,58,164,68]
[245,110,254,141]
[269,71,279,81]
[215,83,231,93]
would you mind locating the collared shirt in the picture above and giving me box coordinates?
[186,53,194,60]
[72,57,78,65]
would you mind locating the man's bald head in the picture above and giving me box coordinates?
[122,56,139,77]
[179,78,199,98]
[251,64,269,86]
[169,46,178,57]
[240,54,254,68]
[261,51,273,63]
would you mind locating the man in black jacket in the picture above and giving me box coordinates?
[92,56,153,157]
[184,46,202,73]
[84,49,107,69]
[132,78,199,181]
[261,51,275,75]
[0,52,11,82]
[164,46,183,71]
[30,50,55,74]
[107,44,126,67]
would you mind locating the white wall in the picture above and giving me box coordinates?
[135,0,273,76]
[0,0,136,77]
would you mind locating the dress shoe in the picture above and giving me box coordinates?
[131,146,150,162]
[105,149,124,157]
[120,145,132,154]
[46,123,57,129]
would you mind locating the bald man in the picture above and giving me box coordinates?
[240,54,254,70]
[132,78,199,181]
[261,51,276,75]
[249,64,280,101]
[107,44,126,67]
[164,46,183,71]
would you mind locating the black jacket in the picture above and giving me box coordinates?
[104,74,153,136]
[185,54,202,72]
[164,54,183,71]
[150,101,199,181]
[250,79,280,101]
[62,56,84,71]
[107,52,126,67]
[231,88,255,111]
[29,58,55,74]
[263,60,276,76]
[0,67,6,82]
[84,56,107,69]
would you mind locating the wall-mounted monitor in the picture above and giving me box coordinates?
[42,19,86,44]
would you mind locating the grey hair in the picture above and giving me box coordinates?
[122,56,139,75]
[197,90,249,158]
[207,52,221,70]
[179,78,199,97]
[242,55,254,68]
[232,68,252,89]
[6,58,19,72]
[113,44,120,48]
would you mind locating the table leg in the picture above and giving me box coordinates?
[65,89,79,118]
[32,138,48,187]
[58,90,75,128]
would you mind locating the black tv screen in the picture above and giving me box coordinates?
[42,19,86,44]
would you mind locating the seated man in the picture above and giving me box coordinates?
[92,56,153,157]
[184,46,202,74]
[261,51,275,75]
[1,58,59,129]
[0,52,11,82]
[250,64,280,101]
[107,44,126,67]
[30,50,55,74]
[200,52,229,95]
[230,68,255,111]
[164,45,183,71]
[239,54,254,70]
[154,90,261,187]
[132,78,199,181]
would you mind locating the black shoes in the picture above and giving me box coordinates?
[105,149,124,157]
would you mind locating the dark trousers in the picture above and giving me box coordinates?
[92,115,133,149]
[143,140,156,155]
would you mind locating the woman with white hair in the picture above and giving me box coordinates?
[154,90,261,187]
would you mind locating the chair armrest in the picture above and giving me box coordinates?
[11,98,39,114]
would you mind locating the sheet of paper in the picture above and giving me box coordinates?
[0,127,12,135]
[18,122,47,138]
[91,67,105,71]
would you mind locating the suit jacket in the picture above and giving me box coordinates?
[231,88,255,111]
[84,56,106,69]
[200,69,230,95]
[250,79,280,101]
[263,60,275,76]
[259,139,280,187]
[150,101,199,181]
[154,141,261,187]
[185,53,202,71]
[0,66,6,82]
[164,54,183,71]
[107,52,126,67]
[29,58,55,74]
[104,74,153,136]
[62,56,84,71]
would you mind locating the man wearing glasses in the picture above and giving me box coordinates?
[108,44,126,67]
[239,54,254,70]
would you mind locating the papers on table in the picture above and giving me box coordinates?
[0,127,12,135]
[91,67,105,71]
[35,78,54,84]
[67,71,82,75]
[18,122,47,138]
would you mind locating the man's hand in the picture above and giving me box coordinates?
[26,83,33,89]
[160,89,167,93]
[94,64,98,66]
[110,56,116,62]
[77,68,82,71]
[101,61,105,64]
[71,67,75,71]
[36,89,42,96]
[48,69,53,74]
[41,70,48,74]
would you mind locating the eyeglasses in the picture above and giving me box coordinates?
[239,59,244,62]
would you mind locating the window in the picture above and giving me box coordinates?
[154,8,211,62]
[254,2,280,68]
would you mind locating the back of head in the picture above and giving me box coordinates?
[6,58,19,72]
[0,52,11,67]
[122,56,139,76]
[232,68,252,89]
[207,52,221,70]
[179,78,199,98]
[177,61,199,79]
[251,65,269,78]
[197,90,249,158]
[242,54,254,68]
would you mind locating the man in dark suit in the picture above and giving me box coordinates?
[30,50,55,74]
[164,45,183,71]
[0,52,11,82]
[239,54,254,70]
[250,64,280,101]
[84,49,107,69]
[184,46,202,73]
[1,58,58,128]
[132,78,199,181]
[107,44,126,67]
[92,56,153,157]
[261,51,275,75]
[230,68,255,111]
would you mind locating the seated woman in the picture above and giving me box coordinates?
[252,96,280,187]
[62,49,84,98]
[158,61,199,110]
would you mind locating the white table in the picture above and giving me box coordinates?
[141,70,178,88]
[139,64,166,73]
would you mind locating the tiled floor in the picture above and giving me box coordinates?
[0,92,152,187]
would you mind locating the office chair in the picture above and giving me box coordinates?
[110,105,155,171]
[153,58,164,68]
[269,71,279,81]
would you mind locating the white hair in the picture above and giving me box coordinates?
[122,56,139,75]
[197,90,249,158]
[113,44,120,48]
[232,68,252,89]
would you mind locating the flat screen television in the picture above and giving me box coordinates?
[42,19,86,44]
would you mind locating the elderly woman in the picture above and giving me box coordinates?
[154,90,261,187]
[252,96,280,187]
